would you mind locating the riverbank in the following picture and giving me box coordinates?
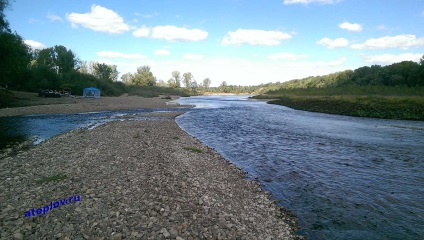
[254,95,424,120]
[0,92,182,117]
[0,104,301,239]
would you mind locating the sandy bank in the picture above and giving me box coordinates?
[0,112,300,239]
[0,94,184,117]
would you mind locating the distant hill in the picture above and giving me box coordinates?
[257,57,424,95]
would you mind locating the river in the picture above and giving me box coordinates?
[1,95,423,239]
[175,95,424,240]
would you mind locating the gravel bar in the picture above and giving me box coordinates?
[0,111,301,239]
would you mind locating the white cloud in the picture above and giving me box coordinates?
[338,22,362,32]
[151,26,208,41]
[67,5,130,34]
[267,52,308,60]
[97,51,147,59]
[154,49,170,55]
[362,53,423,65]
[24,40,46,49]
[283,0,339,5]
[222,29,292,46]
[351,34,424,50]
[47,13,63,22]
[133,26,150,37]
[317,37,349,48]
[133,25,208,42]
[183,53,204,60]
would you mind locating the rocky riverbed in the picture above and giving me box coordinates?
[0,111,301,239]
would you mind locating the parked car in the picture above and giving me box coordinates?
[38,89,62,98]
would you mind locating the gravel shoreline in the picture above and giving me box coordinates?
[0,98,301,239]
[0,95,183,117]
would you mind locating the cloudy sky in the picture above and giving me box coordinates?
[6,0,424,86]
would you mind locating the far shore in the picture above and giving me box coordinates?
[203,92,252,96]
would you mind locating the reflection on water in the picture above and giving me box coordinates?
[176,95,424,240]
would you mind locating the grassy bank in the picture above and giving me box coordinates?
[264,95,424,120]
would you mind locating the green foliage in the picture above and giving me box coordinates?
[31,45,80,75]
[202,78,211,89]
[36,173,67,185]
[183,147,203,153]
[268,95,424,120]
[167,71,181,88]
[183,72,193,88]
[258,58,424,95]
[126,85,190,98]
[128,65,156,86]
[92,62,118,82]
[0,0,11,33]
[0,32,31,87]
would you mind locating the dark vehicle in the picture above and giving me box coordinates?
[38,89,62,98]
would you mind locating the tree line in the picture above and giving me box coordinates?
[260,57,424,95]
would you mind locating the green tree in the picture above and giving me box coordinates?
[121,72,133,84]
[157,79,167,87]
[32,45,80,75]
[202,78,211,89]
[0,0,31,88]
[0,0,11,33]
[132,65,156,86]
[53,45,80,74]
[92,62,118,82]
[219,81,228,93]
[171,71,181,88]
[183,72,193,89]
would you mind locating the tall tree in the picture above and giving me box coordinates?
[132,65,156,86]
[121,72,133,84]
[219,81,228,93]
[0,0,31,88]
[202,78,211,89]
[0,0,11,33]
[92,62,118,82]
[157,79,167,87]
[32,45,80,75]
[171,71,181,88]
[0,32,31,87]
[53,45,80,74]
[183,72,193,89]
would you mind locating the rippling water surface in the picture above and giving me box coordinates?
[176,95,424,240]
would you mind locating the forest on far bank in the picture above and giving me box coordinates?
[252,57,424,120]
[255,56,424,96]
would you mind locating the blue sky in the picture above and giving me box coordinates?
[6,0,424,86]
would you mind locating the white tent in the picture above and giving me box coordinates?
[83,87,100,98]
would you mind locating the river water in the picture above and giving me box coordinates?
[1,95,423,239]
[175,95,424,240]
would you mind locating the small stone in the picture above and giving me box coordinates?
[112,233,122,240]
[176,237,185,240]
[161,228,170,238]
[169,227,178,237]
[13,232,23,240]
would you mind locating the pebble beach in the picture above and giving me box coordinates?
[0,95,300,239]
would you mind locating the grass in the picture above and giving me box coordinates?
[36,173,67,185]
[267,95,424,120]
[183,147,203,153]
